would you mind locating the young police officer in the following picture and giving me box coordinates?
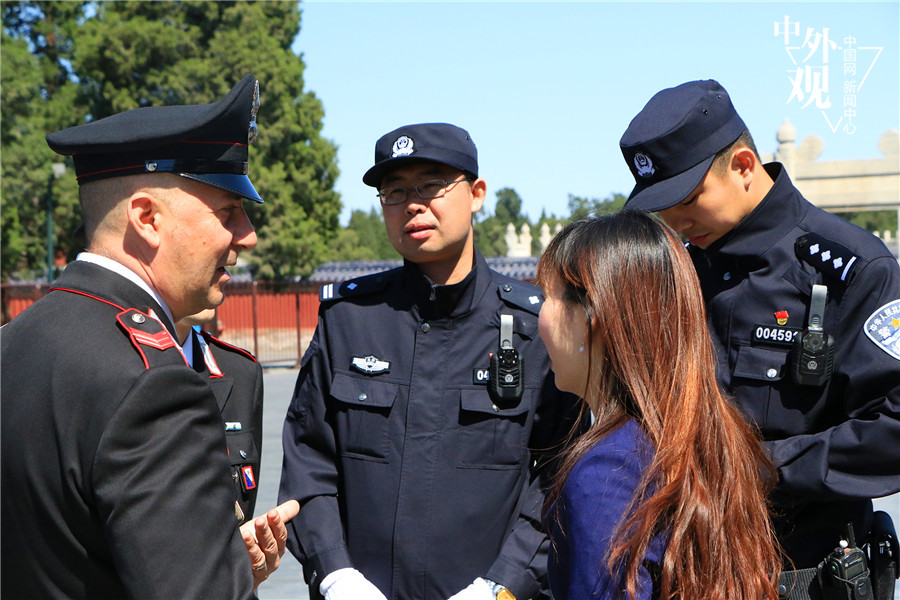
[1,75,291,598]
[619,79,900,578]
[278,123,579,600]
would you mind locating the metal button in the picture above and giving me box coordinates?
[131,313,146,324]
[766,368,778,379]
[421,323,430,333]
[492,404,500,412]
[723,272,732,281]
[502,284,512,292]
[358,393,367,402]
[145,161,158,172]
[239,450,248,459]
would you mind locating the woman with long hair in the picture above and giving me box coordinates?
[537,212,781,600]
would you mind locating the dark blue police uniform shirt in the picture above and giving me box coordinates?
[548,418,663,600]
[688,163,900,567]
[278,250,578,600]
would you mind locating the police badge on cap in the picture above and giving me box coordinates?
[363,123,478,188]
[392,135,414,157]
[46,74,264,203]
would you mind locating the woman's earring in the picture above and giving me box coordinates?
[579,345,584,353]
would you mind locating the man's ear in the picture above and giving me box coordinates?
[125,191,165,249]
[469,178,487,214]
[731,147,757,191]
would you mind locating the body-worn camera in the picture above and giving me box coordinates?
[488,314,524,406]
[792,284,835,387]
[819,523,874,600]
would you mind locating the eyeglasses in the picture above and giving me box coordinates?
[377,177,472,206]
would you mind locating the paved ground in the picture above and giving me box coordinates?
[254,368,309,600]
[253,368,900,600]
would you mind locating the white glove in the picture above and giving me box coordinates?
[320,568,389,600]
[447,577,495,600]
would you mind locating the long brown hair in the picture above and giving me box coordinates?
[537,212,780,600]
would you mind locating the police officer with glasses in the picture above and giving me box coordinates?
[279,123,580,600]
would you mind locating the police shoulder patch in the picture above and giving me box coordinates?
[497,279,543,316]
[319,270,395,303]
[864,299,900,361]
[795,233,860,288]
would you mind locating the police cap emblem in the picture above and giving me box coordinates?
[634,152,656,178]
[391,135,414,157]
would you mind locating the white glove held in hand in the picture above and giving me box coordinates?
[447,577,495,600]
[320,568,389,600]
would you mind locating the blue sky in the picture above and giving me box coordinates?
[292,1,899,224]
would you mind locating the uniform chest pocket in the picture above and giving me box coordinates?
[733,345,789,382]
[330,372,398,462]
[731,345,791,428]
[456,389,531,469]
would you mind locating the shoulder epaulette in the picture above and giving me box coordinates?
[199,330,257,363]
[116,308,188,370]
[319,270,395,303]
[795,233,860,288]
[496,279,544,316]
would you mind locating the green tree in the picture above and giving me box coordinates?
[1,1,86,281]
[475,187,530,257]
[531,210,567,255]
[834,210,897,235]
[1,1,340,281]
[326,208,396,261]
[493,187,524,226]
[566,192,626,221]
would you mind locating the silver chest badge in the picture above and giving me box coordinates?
[351,355,391,375]
[391,135,414,157]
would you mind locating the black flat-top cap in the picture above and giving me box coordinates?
[363,122,478,187]
[46,74,263,203]
[620,79,746,212]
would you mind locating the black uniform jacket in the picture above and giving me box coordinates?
[1,261,253,599]
[278,251,579,600]
[190,329,265,523]
[689,163,900,567]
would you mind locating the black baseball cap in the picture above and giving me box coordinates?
[620,79,746,212]
[46,74,263,203]
[363,122,478,188]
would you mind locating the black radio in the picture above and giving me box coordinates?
[819,523,874,600]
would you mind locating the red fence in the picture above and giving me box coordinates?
[214,281,320,366]
[1,281,320,367]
